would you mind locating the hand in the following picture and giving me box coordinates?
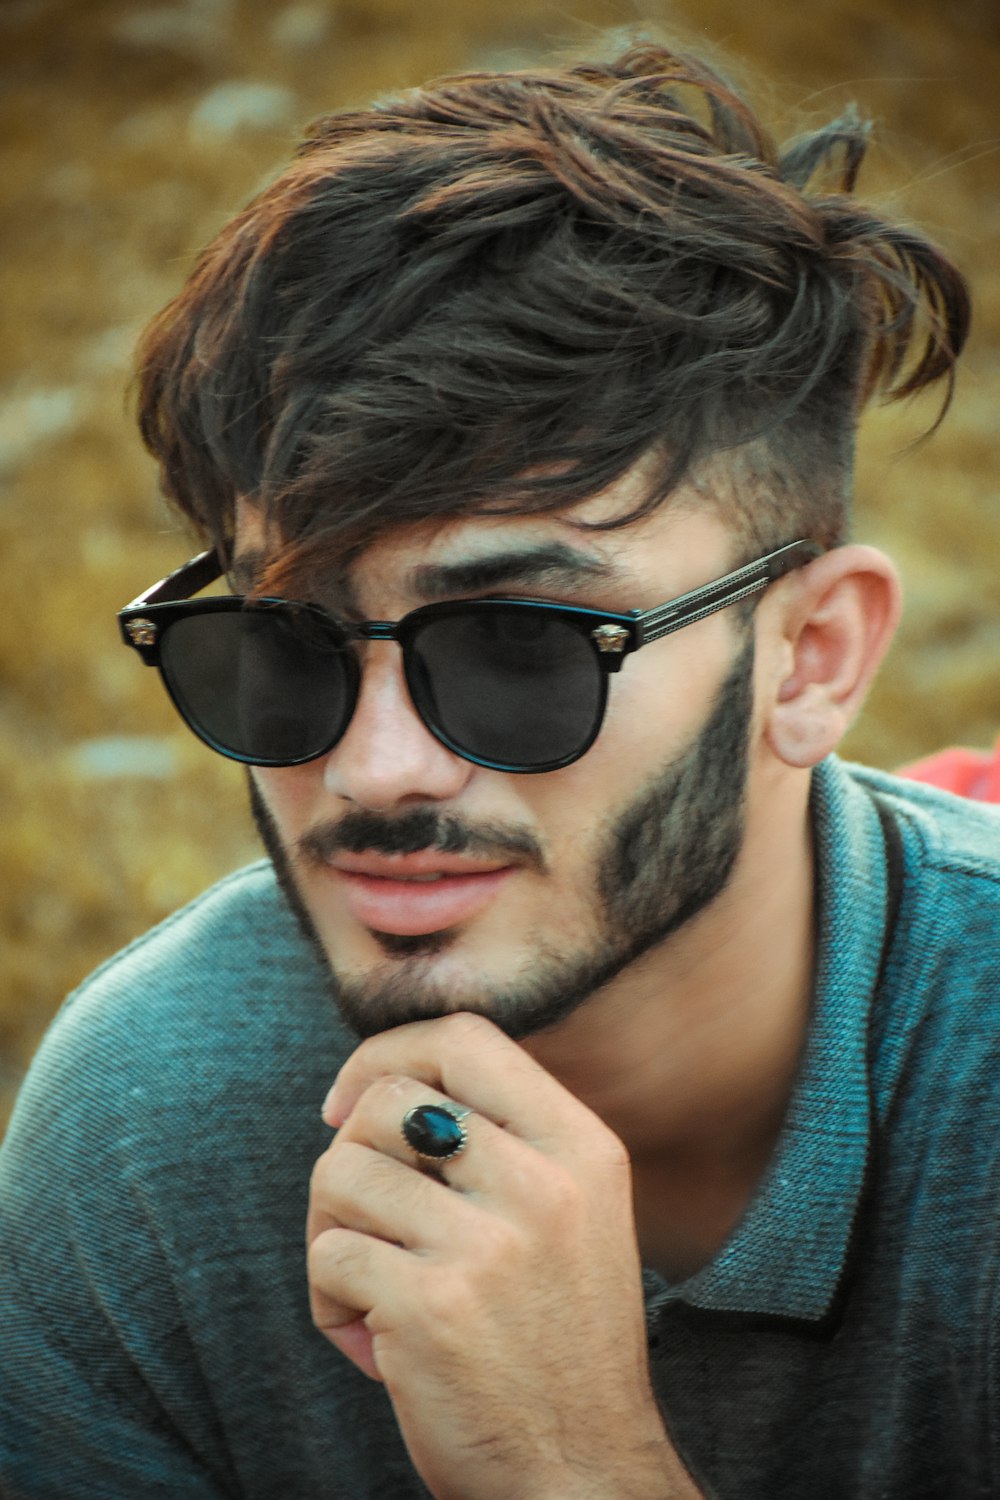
[306,1012,700,1500]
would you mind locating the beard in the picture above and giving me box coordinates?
[249,629,755,1042]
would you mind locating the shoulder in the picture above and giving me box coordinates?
[837,760,1000,1009]
[2,861,352,1201]
[848,761,1000,991]
[829,770,1000,1341]
[837,758,1000,895]
[40,859,342,1070]
[830,761,1000,1134]
[59,858,310,1012]
[815,758,999,1104]
[0,867,361,1488]
[811,757,1000,1011]
[863,758,1000,863]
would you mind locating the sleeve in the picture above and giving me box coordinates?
[0,1008,236,1498]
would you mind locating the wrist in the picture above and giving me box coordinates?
[523,1439,704,1500]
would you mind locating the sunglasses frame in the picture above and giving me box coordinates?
[118,537,822,773]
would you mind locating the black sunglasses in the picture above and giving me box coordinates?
[118,539,821,774]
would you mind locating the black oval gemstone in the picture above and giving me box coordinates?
[403,1104,467,1160]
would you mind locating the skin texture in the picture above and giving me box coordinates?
[243,475,902,1499]
[251,627,757,1043]
[310,1015,696,1500]
[249,494,756,1036]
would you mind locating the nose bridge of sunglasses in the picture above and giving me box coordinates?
[350,605,638,676]
[353,620,402,643]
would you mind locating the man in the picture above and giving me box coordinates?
[1,40,996,1500]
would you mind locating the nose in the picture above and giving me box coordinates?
[320,641,475,810]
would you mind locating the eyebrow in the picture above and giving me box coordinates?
[409,543,623,601]
[229,539,628,609]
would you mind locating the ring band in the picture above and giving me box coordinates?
[401,1102,473,1162]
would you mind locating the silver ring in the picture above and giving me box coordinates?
[401,1102,473,1162]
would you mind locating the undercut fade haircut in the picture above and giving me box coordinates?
[134,41,970,592]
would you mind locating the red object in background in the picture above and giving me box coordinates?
[897,734,1000,804]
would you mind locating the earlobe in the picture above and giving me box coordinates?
[764,545,902,770]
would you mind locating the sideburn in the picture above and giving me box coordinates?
[598,627,756,944]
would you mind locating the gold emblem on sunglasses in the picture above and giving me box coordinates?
[591,624,630,653]
[125,618,159,647]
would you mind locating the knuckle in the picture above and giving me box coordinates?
[595,1124,632,1173]
[306,1225,349,1284]
[507,1150,585,1228]
[415,1268,476,1338]
[309,1141,339,1196]
[537,1163,585,1222]
[439,1010,498,1051]
[336,1073,412,1141]
[309,1138,360,1201]
[363,1071,412,1108]
[472,1212,522,1266]
[570,1110,632,1171]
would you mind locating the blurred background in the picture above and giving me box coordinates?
[1,0,997,1128]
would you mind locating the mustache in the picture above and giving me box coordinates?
[299,808,547,871]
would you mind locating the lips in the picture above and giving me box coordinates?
[324,852,515,936]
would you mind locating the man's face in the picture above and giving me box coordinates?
[245,491,761,1042]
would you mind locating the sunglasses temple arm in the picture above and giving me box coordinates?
[121,549,225,610]
[634,540,823,647]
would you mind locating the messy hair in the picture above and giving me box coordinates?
[134,41,970,589]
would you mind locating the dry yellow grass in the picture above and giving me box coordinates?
[2,0,997,1127]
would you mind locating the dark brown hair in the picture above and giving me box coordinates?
[134,41,970,589]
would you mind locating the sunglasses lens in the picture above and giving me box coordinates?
[409,606,605,770]
[158,607,354,764]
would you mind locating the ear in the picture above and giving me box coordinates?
[763,545,902,769]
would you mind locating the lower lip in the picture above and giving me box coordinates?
[327,868,514,936]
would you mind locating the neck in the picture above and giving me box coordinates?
[524,769,816,1278]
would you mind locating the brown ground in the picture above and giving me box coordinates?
[1,0,997,1126]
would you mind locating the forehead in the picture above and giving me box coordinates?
[233,482,734,607]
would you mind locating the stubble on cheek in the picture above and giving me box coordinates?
[244,629,754,1041]
[597,627,755,943]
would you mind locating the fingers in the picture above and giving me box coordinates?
[314,1080,560,1230]
[321,1013,523,1126]
[309,1075,633,1356]
[307,1133,479,1251]
[307,1223,404,1338]
[333,1072,484,1176]
[322,1012,617,1160]
[326,1317,380,1383]
[308,1020,640,1410]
